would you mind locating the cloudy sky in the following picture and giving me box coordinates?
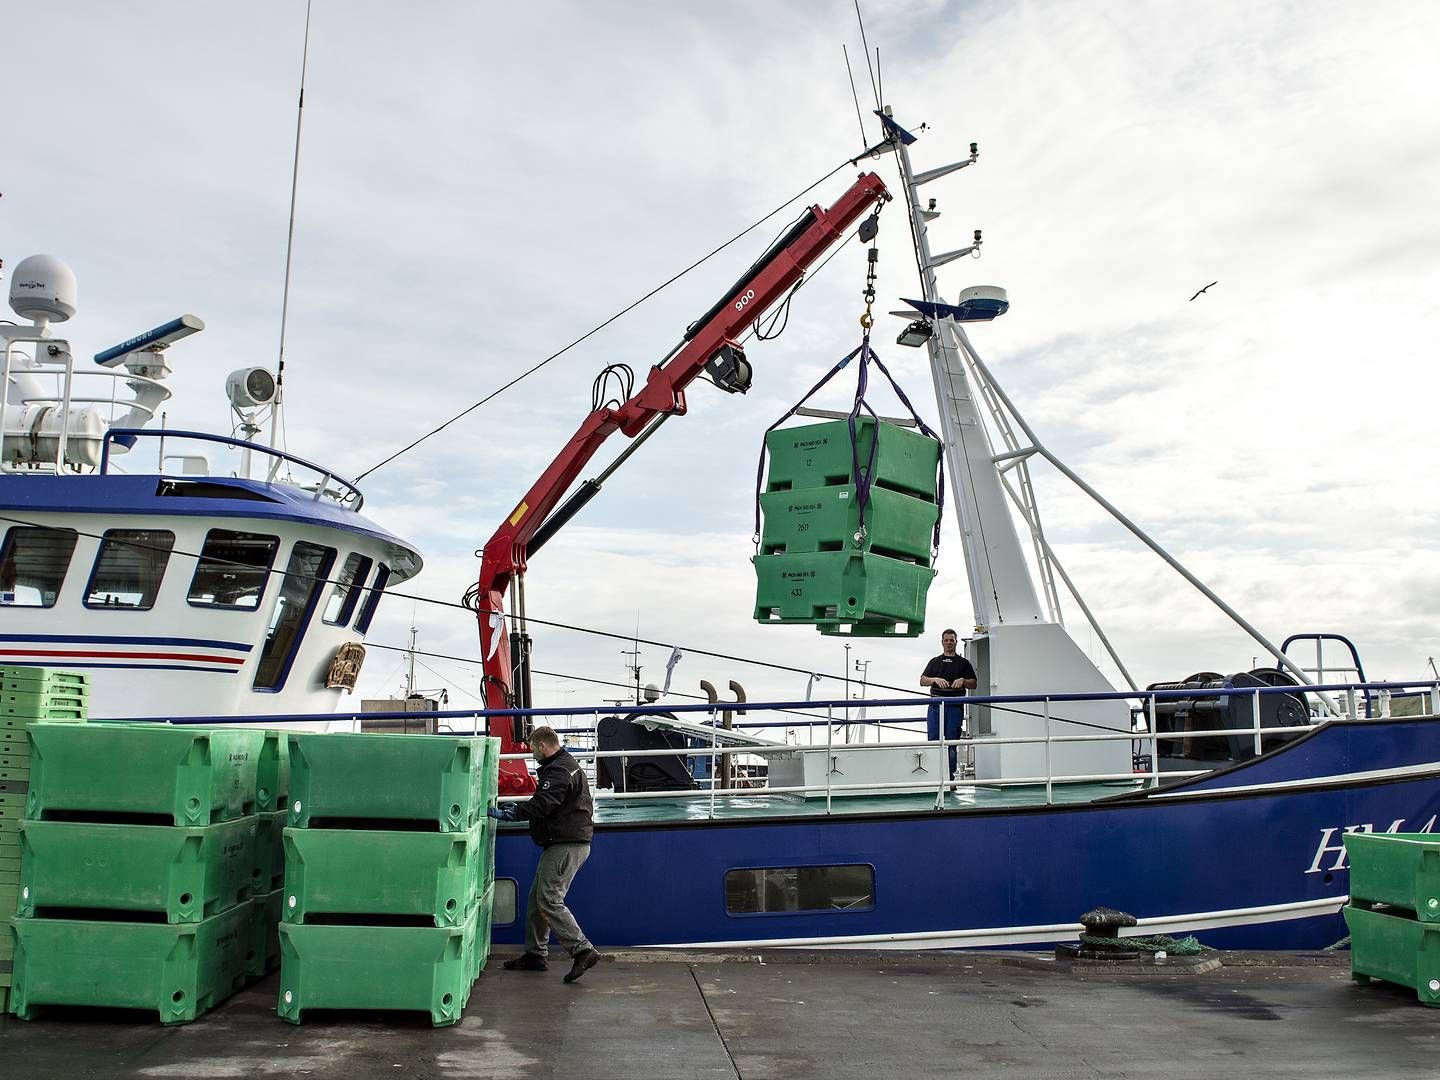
[6,0,1439,714]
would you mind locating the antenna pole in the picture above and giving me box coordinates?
[270,0,312,453]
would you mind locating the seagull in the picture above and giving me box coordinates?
[1189,281,1218,301]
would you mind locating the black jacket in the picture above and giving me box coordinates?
[513,747,593,847]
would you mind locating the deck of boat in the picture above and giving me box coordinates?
[581,780,1143,825]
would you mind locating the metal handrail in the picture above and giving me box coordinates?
[99,428,365,509]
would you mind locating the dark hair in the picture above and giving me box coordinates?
[529,725,560,748]
[942,628,958,638]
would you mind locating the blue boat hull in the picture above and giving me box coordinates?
[493,717,1440,950]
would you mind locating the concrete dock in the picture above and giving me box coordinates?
[3,950,1438,1079]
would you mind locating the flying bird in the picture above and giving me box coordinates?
[1189,281,1218,301]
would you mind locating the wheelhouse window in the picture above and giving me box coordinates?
[187,529,280,610]
[0,526,79,608]
[253,541,336,692]
[321,553,372,626]
[354,562,391,634]
[724,864,875,915]
[84,529,175,610]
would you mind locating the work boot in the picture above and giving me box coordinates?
[503,952,549,971]
[563,948,602,983]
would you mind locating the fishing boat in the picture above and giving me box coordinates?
[4,103,1437,954]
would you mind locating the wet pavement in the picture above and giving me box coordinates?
[3,949,1438,1079]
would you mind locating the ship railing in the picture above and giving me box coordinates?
[136,678,1440,814]
[0,362,170,473]
[100,428,365,509]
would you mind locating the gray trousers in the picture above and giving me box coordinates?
[525,842,592,958]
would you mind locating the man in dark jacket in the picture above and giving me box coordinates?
[489,724,602,982]
[920,628,978,780]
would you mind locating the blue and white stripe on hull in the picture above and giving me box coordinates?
[0,633,250,674]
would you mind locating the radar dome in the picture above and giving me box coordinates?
[9,255,78,323]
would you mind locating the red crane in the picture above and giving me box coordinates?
[474,170,890,793]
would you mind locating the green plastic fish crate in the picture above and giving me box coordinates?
[472,883,494,977]
[1,729,31,762]
[1345,832,1440,922]
[764,417,941,497]
[753,549,934,636]
[254,810,287,892]
[1,791,25,820]
[248,887,283,980]
[759,483,938,564]
[0,775,26,795]
[282,822,482,927]
[2,703,87,723]
[1344,903,1440,1006]
[0,669,90,695]
[276,921,472,1026]
[287,733,486,830]
[18,817,258,922]
[26,723,270,825]
[8,902,253,1023]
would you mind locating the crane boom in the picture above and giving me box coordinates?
[476,170,889,793]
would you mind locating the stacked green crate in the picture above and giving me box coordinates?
[249,730,290,981]
[0,668,89,1016]
[278,732,500,1026]
[753,416,940,637]
[10,721,274,1023]
[1343,831,1440,1007]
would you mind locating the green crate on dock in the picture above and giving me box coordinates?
[254,809,287,892]
[248,887,284,980]
[26,723,269,825]
[8,901,253,1023]
[276,920,472,1026]
[1,729,31,761]
[1,791,25,819]
[1345,832,1440,922]
[753,549,934,636]
[17,817,258,922]
[0,669,90,695]
[2,704,87,724]
[763,417,941,499]
[282,822,482,927]
[1344,903,1440,1006]
[472,882,494,977]
[758,483,937,564]
[0,776,27,795]
[287,733,487,830]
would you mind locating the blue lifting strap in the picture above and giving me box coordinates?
[753,341,946,554]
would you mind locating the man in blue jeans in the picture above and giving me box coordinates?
[920,628,977,779]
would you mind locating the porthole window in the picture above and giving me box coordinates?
[187,529,280,610]
[493,878,518,925]
[322,553,372,626]
[84,529,175,610]
[724,864,875,915]
[0,526,79,608]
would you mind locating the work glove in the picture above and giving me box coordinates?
[488,804,517,821]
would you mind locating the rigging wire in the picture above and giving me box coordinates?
[354,156,864,481]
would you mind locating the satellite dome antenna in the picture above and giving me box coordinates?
[8,254,78,326]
